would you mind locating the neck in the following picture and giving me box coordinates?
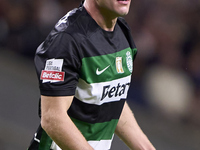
[84,0,117,31]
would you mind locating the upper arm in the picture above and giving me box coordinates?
[41,95,74,124]
[41,95,73,110]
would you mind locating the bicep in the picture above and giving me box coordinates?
[41,95,74,118]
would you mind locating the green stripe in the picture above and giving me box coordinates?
[81,48,137,84]
[71,117,119,141]
[39,130,52,150]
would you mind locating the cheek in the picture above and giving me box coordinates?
[97,0,111,7]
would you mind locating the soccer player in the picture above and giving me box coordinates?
[28,0,156,149]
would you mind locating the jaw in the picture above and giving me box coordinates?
[116,0,131,16]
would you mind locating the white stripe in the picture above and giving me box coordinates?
[51,141,62,150]
[88,135,114,150]
[49,138,113,150]
[75,75,131,105]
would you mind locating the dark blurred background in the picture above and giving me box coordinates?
[0,0,200,149]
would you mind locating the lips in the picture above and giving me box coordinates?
[117,0,129,4]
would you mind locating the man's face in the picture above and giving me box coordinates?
[96,0,131,17]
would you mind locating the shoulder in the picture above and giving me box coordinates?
[38,7,87,51]
[54,7,85,33]
[45,6,98,45]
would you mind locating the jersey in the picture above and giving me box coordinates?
[28,4,137,150]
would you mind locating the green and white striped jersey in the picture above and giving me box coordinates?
[29,4,137,150]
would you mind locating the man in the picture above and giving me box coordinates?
[28,0,156,149]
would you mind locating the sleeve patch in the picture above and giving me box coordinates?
[40,59,65,83]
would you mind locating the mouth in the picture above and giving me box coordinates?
[117,0,129,4]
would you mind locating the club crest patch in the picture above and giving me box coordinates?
[40,59,65,83]
[126,51,133,73]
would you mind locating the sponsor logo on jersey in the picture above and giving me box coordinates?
[40,70,65,81]
[75,76,131,105]
[41,58,65,83]
[96,65,110,75]
[101,82,130,101]
[126,51,133,72]
[116,57,124,73]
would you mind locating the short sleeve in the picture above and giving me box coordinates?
[34,32,81,96]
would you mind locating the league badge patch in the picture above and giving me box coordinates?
[40,59,65,83]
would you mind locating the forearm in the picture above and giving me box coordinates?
[115,102,156,150]
[41,111,93,150]
[41,96,93,150]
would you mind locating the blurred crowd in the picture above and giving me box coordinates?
[0,0,200,125]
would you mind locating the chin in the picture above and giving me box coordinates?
[120,12,129,16]
[118,10,129,16]
[117,7,130,16]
